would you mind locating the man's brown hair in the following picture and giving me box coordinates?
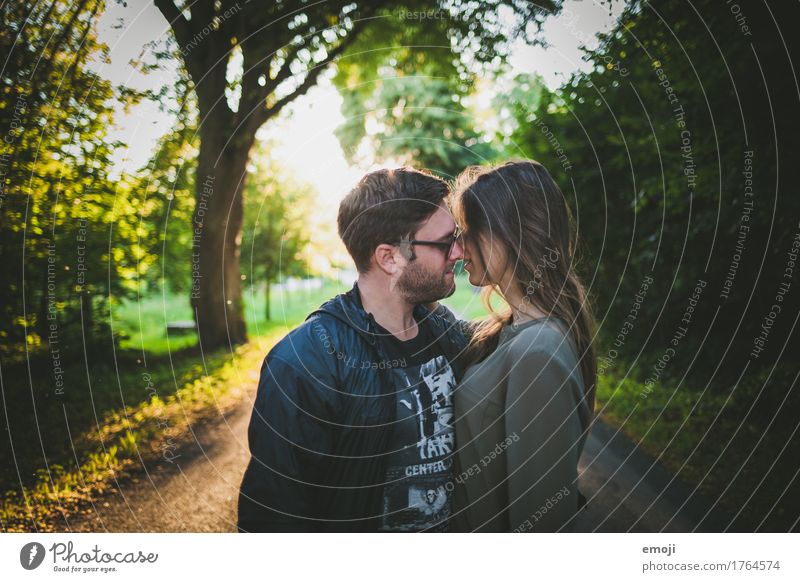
[337,167,449,272]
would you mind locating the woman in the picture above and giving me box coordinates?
[450,160,596,532]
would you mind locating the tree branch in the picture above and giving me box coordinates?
[153,0,194,55]
[260,29,359,125]
[156,0,234,116]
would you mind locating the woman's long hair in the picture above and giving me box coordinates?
[452,160,597,410]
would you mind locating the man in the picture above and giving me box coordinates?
[237,167,468,532]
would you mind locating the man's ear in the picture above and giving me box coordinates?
[373,243,402,275]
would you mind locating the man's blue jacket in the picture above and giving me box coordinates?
[237,282,468,532]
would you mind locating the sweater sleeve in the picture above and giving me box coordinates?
[431,302,474,340]
[504,335,586,532]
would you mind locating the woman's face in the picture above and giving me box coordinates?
[462,231,508,288]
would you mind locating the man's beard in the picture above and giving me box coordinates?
[395,260,456,304]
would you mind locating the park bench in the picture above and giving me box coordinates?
[166,321,196,336]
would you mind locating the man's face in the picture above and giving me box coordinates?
[395,203,464,304]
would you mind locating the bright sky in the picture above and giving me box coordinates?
[95,0,623,266]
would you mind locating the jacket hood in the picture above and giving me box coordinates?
[308,282,378,345]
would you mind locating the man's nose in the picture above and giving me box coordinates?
[450,237,465,261]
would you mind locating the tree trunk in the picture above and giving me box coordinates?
[191,116,254,350]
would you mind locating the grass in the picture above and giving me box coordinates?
[596,363,800,531]
[0,340,272,531]
[113,290,197,353]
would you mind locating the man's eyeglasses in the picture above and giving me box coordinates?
[396,225,463,258]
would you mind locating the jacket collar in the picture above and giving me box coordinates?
[309,281,454,345]
[309,281,467,377]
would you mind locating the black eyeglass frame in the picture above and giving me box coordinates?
[394,224,463,258]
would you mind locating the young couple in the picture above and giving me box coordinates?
[237,160,596,533]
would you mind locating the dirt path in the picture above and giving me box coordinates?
[60,399,253,532]
[575,419,728,532]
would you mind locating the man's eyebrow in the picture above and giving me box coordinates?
[432,227,457,241]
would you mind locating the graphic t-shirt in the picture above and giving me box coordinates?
[372,318,456,532]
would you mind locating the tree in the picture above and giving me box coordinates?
[335,72,496,178]
[240,142,314,322]
[0,1,144,362]
[152,0,561,350]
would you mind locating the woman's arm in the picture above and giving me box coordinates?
[425,301,474,339]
